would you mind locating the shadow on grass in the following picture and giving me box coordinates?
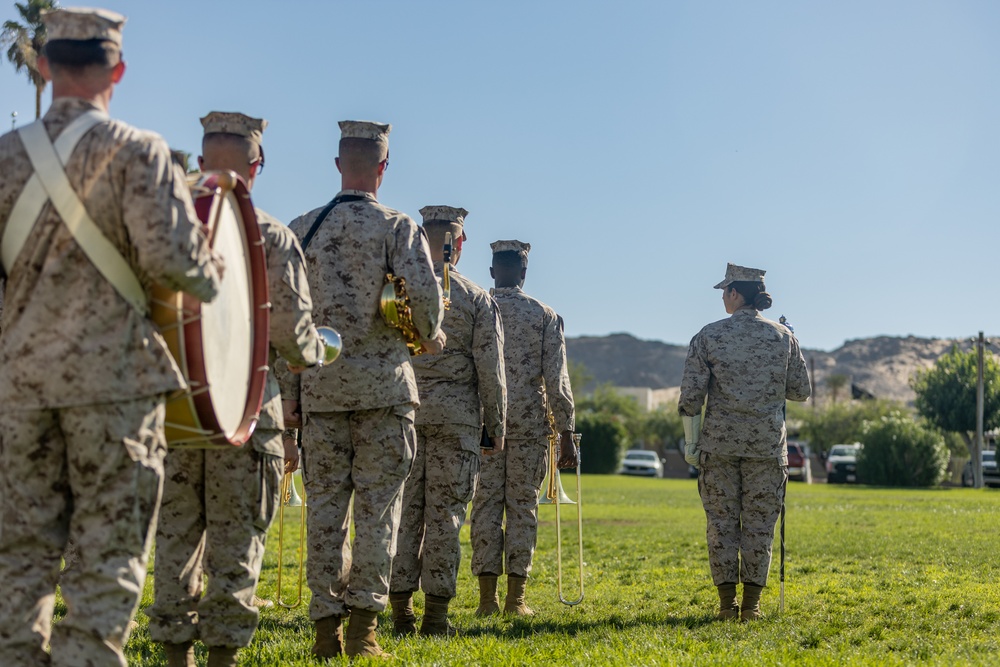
[458,611,715,639]
[256,613,315,634]
[252,608,716,643]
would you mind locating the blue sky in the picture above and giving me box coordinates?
[2,1,997,351]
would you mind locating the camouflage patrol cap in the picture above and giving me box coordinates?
[419,205,469,240]
[713,262,766,289]
[200,111,268,148]
[339,120,391,157]
[42,7,126,47]
[490,239,531,266]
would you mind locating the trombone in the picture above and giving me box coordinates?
[274,328,339,609]
[276,463,307,609]
[541,413,584,606]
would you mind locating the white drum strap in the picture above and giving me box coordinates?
[2,111,106,273]
[3,111,149,315]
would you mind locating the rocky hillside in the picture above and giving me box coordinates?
[567,333,979,404]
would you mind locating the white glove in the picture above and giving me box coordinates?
[682,414,702,468]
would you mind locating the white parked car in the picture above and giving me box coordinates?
[961,450,1000,487]
[826,443,863,484]
[619,449,665,478]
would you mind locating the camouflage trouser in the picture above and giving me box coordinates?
[146,429,283,648]
[698,451,787,586]
[470,437,548,578]
[0,397,166,667]
[302,406,415,619]
[391,423,481,599]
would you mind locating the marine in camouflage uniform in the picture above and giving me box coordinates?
[0,9,224,666]
[470,240,577,616]
[389,206,506,636]
[146,112,325,667]
[286,120,444,658]
[679,263,811,621]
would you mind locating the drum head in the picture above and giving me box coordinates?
[202,190,254,438]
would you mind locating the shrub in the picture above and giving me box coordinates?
[856,413,949,487]
[798,399,902,456]
[576,411,630,474]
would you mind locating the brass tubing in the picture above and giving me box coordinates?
[275,471,307,609]
[554,433,584,606]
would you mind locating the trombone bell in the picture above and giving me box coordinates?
[539,467,575,505]
[285,469,305,507]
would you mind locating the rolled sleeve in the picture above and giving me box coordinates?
[122,143,220,302]
[262,217,324,368]
[474,293,507,438]
[785,335,811,402]
[542,312,575,433]
[678,332,710,417]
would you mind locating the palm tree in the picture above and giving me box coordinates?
[2,0,59,120]
[825,373,849,404]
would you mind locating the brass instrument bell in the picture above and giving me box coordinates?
[379,273,424,355]
[316,326,342,365]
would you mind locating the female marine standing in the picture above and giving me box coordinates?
[679,263,811,620]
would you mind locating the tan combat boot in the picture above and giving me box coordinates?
[206,647,239,667]
[740,583,764,621]
[503,575,534,616]
[420,594,458,637]
[389,591,417,636]
[345,607,391,658]
[716,582,739,620]
[162,642,195,667]
[475,575,500,616]
[311,615,344,658]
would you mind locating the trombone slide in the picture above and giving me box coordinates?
[548,432,584,606]
[275,470,307,609]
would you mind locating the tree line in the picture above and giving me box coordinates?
[570,346,1000,487]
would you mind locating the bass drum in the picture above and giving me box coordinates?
[152,170,270,447]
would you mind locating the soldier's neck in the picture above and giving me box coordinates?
[50,82,112,113]
[340,175,378,196]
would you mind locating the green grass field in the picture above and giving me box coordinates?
[120,477,1000,666]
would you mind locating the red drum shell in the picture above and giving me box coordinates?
[152,171,270,447]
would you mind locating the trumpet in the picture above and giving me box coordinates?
[541,409,584,606]
[275,466,307,609]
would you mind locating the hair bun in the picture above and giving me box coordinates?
[754,291,773,310]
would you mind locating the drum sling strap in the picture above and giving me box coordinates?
[300,194,366,252]
[0,110,148,315]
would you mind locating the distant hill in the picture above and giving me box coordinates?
[567,333,978,404]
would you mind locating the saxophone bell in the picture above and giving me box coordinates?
[380,274,424,356]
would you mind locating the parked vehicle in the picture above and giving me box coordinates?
[619,449,665,478]
[787,441,812,483]
[961,450,1000,487]
[826,443,862,484]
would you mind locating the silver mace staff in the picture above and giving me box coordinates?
[778,315,793,615]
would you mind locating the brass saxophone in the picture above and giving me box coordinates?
[380,274,424,356]
[379,233,453,356]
